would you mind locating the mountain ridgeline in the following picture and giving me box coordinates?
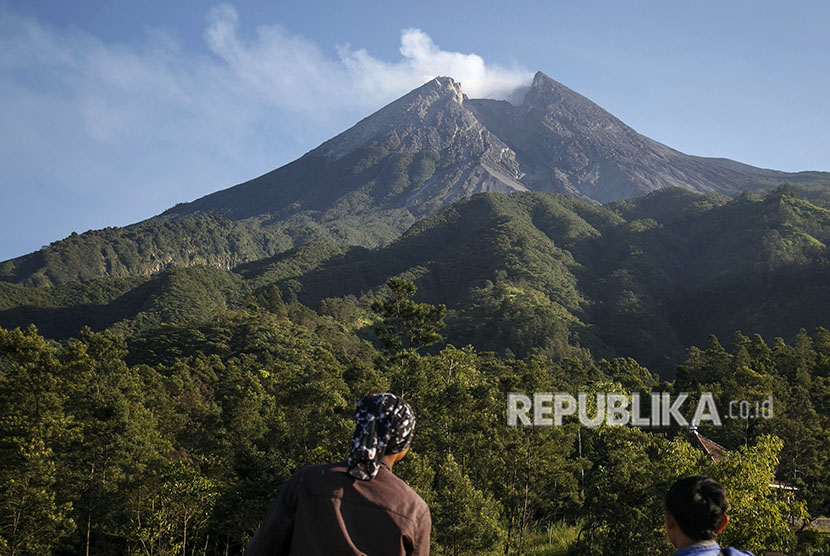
[3,187,830,373]
[2,72,828,287]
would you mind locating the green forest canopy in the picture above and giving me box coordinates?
[4,188,830,374]
[1,278,828,555]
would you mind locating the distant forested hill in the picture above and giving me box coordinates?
[3,188,830,373]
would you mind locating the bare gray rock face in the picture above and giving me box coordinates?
[167,71,825,219]
[468,72,802,203]
[314,76,527,206]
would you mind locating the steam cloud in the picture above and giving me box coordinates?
[0,2,531,261]
[203,4,532,111]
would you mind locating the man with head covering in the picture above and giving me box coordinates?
[244,393,431,556]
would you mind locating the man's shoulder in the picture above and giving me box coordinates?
[300,461,348,475]
[374,466,430,519]
[290,461,348,486]
[291,461,429,519]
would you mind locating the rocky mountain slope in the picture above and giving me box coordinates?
[168,71,824,216]
[3,72,827,286]
[170,71,826,212]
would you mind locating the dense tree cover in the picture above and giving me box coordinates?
[0,205,415,290]
[5,189,830,376]
[371,278,447,354]
[0,215,281,288]
[1,279,828,555]
[0,266,244,340]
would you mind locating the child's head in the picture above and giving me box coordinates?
[665,475,729,543]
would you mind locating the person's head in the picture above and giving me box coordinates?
[665,475,729,548]
[347,393,415,481]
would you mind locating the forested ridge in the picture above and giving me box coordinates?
[2,276,829,555]
[4,187,830,372]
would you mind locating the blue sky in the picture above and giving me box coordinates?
[1,0,828,262]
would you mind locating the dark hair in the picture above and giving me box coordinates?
[665,475,729,541]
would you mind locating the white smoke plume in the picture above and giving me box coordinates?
[203,4,533,112]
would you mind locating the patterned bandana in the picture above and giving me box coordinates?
[347,393,416,481]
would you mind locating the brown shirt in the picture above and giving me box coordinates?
[244,460,431,556]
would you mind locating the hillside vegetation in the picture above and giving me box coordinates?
[2,283,828,555]
[4,188,830,373]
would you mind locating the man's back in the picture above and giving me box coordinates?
[244,461,431,556]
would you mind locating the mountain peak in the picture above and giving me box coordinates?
[314,75,468,160]
[523,70,597,112]
[409,75,465,106]
[423,75,462,93]
[531,70,556,88]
